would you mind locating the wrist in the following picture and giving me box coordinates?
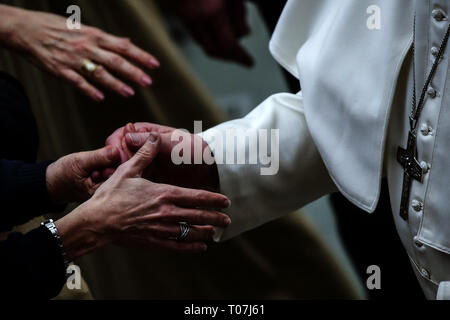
[46,161,64,205]
[55,203,110,261]
[0,5,27,49]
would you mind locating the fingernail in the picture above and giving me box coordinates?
[127,133,142,146]
[225,199,231,208]
[141,76,152,86]
[202,244,208,251]
[122,86,135,97]
[148,132,158,143]
[225,217,231,225]
[150,58,160,68]
[96,92,105,101]
[126,123,136,133]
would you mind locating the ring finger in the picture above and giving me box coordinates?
[83,63,135,98]
[89,48,152,88]
[140,224,216,242]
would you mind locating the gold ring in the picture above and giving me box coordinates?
[81,59,98,74]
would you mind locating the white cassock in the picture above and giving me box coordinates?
[199,0,450,299]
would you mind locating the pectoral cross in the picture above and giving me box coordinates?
[397,131,424,221]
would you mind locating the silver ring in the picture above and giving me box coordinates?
[177,222,190,241]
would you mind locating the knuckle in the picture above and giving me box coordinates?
[69,156,85,176]
[138,53,149,64]
[168,186,180,197]
[196,191,209,202]
[117,38,132,51]
[93,66,105,79]
[195,210,208,221]
[70,40,89,52]
[113,81,124,92]
[115,163,128,175]
[191,190,201,199]
[110,55,124,67]
[86,27,101,38]
[72,75,85,87]
[158,203,173,217]
[135,147,153,158]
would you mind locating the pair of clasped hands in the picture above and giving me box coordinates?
[49,124,229,261]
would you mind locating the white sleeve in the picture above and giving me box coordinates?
[199,92,337,241]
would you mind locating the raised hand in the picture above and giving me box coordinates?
[0,5,159,101]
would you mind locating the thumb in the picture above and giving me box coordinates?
[125,132,151,152]
[122,132,160,177]
[78,146,120,173]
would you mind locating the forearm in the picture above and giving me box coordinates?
[200,92,337,241]
[55,203,110,262]
[0,160,66,232]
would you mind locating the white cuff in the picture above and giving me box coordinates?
[199,93,336,241]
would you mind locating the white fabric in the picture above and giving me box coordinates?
[201,0,450,299]
[200,92,337,240]
[386,0,450,300]
[270,0,414,212]
[203,0,413,237]
[437,282,450,300]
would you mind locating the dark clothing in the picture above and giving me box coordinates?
[0,72,39,162]
[0,160,63,232]
[0,71,66,299]
[1,225,67,299]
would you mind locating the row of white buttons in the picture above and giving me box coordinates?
[411,9,445,217]
[410,6,448,280]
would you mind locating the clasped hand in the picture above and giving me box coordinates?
[47,132,231,261]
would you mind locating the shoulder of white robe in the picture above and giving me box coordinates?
[268,0,414,212]
[269,0,344,79]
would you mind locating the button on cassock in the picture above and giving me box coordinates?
[432,9,446,22]
[431,46,439,57]
[413,236,423,248]
[421,268,431,279]
[412,199,423,212]
[427,87,437,98]
[420,124,432,136]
